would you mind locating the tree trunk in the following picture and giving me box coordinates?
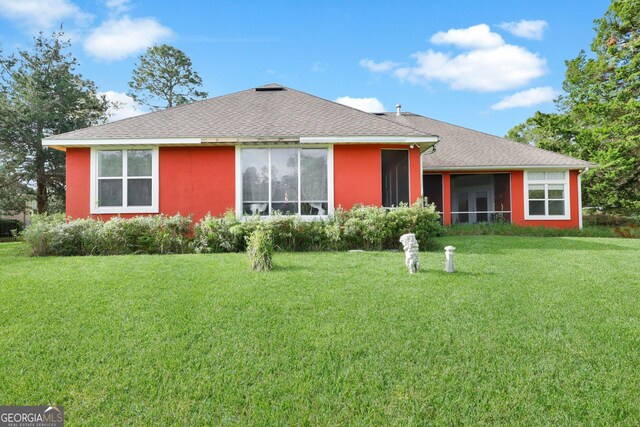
[36,178,47,213]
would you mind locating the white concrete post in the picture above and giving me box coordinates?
[444,246,456,273]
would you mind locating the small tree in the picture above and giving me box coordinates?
[128,44,208,110]
[0,31,110,213]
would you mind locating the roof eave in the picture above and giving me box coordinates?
[42,137,203,151]
[422,164,595,172]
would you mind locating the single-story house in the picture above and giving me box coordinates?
[44,83,592,228]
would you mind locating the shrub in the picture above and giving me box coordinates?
[0,219,24,237]
[22,213,67,256]
[444,222,617,238]
[583,210,635,227]
[22,213,192,256]
[194,201,443,253]
[247,227,273,271]
[334,199,443,250]
[193,210,243,253]
[23,203,444,256]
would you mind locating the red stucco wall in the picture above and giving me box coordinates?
[66,147,91,219]
[424,170,581,229]
[510,170,580,229]
[333,144,422,210]
[158,146,236,221]
[65,146,235,222]
[68,144,424,220]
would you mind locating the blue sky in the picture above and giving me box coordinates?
[0,0,610,136]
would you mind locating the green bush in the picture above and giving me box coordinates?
[583,209,640,228]
[23,203,444,256]
[0,218,24,237]
[444,222,617,238]
[22,213,192,256]
[247,227,274,271]
[194,200,443,253]
[335,199,443,250]
[193,210,243,253]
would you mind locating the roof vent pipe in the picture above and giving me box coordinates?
[396,104,401,116]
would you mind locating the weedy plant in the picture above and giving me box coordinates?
[247,227,274,271]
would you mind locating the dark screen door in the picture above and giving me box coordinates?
[382,150,409,207]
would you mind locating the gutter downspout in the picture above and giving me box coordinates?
[578,167,589,230]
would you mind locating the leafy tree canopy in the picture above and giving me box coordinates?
[507,0,640,209]
[0,30,110,214]
[128,44,208,110]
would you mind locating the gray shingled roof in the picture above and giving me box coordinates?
[379,113,593,170]
[48,84,432,140]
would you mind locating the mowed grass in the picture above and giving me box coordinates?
[0,236,639,425]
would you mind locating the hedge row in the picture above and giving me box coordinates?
[193,202,442,253]
[22,214,192,256]
[23,201,443,256]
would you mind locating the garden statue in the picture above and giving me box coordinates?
[399,233,420,274]
[444,246,456,273]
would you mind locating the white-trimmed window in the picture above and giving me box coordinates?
[90,147,159,214]
[524,171,570,220]
[237,147,332,217]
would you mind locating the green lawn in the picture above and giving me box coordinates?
[1,236,639,425]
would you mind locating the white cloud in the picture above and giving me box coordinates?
[395,44,546,92]
[83,16,172,61]
[105,0,132,14]
[0,0,92,31]
[356,24,548,92]
[491,86,557,110]
[430,24,504,49]
[335,96,385,113]
[499,20,548,40]
[101,91,146,121]
[359,58,400,73]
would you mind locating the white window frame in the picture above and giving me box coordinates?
[90,146,159,214]
[235,145,334,219]
[524,170,570,220]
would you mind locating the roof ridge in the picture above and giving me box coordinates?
[278,86,436,137]
[375,112,439,138]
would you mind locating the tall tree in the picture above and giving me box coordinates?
[0,158,32,215]
[0,31,110,213]
[128,44,208,109]
[507,0,640,209]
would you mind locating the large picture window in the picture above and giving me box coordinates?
[524,171,570,220]
[240,147,330,217]
[91,147,159,214]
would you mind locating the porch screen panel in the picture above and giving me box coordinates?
[450,173,511,224]
[494,173,511,211]
[423,174,443,212]
[382,150,409,207]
